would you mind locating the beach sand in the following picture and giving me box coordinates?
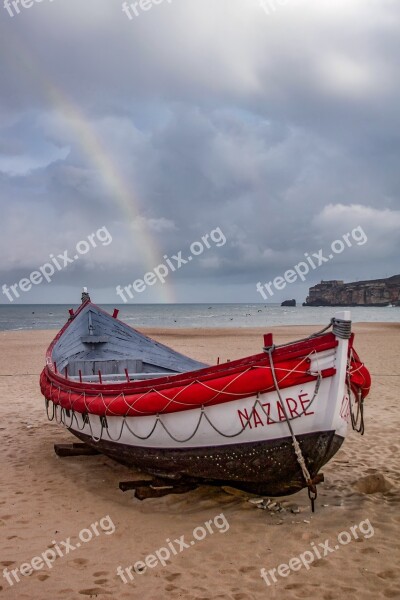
[0,323,399,600]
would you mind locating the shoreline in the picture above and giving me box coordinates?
[1,321,398,334]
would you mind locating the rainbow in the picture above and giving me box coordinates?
[2,25,175,302]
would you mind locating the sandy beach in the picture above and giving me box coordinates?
[0,322,399,600]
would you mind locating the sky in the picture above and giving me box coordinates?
[0,0,399,304]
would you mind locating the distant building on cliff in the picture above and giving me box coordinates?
[304,275,400,307]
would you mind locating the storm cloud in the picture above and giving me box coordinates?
[0,0,399,303]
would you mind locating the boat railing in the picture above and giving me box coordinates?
[68,371,181,383]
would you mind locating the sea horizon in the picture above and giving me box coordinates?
[0,302,398,332]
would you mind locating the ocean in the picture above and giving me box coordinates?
[0,303,398,332]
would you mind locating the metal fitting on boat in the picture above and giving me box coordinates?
[332,318,352,339]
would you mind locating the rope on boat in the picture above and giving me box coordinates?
[254,353,322,425]
[44,354,322,417]
[48,385,323,443]
[332,318,352,339]
[347,348,365,435]
[266,347,318,512]
[44,348,324,443]
[44,368,323,444]
[266,320,333,352]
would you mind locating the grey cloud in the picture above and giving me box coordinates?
[0,0,399,302]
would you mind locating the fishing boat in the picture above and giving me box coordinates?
[40,291,371,502]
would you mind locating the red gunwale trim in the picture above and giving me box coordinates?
[40,365,337,416]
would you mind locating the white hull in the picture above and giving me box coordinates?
[60,343,350,450]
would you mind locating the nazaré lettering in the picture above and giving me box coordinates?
[237,393,313,428]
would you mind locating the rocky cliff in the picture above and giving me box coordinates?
[304,275,400,307]
[281,299,296,307]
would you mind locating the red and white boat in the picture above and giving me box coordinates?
[40,293,371,499]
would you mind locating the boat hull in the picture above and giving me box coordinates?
[40,300,371,497]
[69,428,344,496]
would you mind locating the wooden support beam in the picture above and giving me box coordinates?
[54,443,101,457]
[119,478,198,500]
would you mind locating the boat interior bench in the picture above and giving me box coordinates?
[66,359,180,382]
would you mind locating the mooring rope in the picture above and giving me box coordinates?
[347,349,365,435]
[266,346,317,510]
